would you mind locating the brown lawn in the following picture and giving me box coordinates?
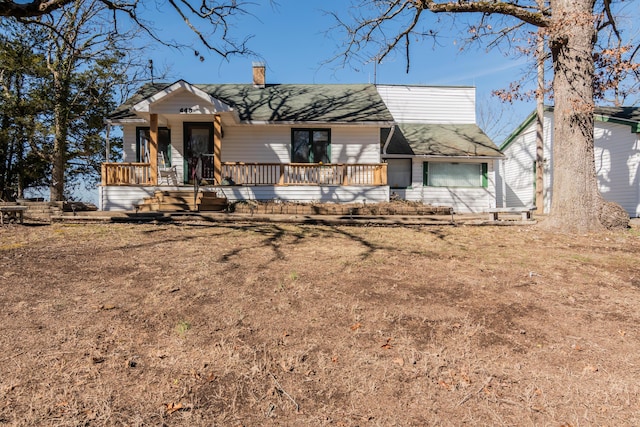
[1,221,640,425]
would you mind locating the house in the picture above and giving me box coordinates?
[497,106,640,217]
[100,64,501,213]
[377,85,503,213]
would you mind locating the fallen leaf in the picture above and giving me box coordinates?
[350,322,362,331]
[165,402,183,414]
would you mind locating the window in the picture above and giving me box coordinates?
[136,127,171,164]
[424,162,488,188]
[292,129,330,163]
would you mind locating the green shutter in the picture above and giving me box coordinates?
[423,162,429,186]
[482,163,488,188]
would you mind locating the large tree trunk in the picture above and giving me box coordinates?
[543,0,627,232]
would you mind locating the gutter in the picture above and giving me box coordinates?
[382,154,504,160]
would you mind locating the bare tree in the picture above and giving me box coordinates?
[0,0,256,59]
[333,0,635,232]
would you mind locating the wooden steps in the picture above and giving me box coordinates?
[137,190,228,212]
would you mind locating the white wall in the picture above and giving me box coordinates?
[376,85,476,124]
[99,185,389,211]
[124,123,382,165]
[501,112,640,216]
[594,121,640,216]
[392,158,497,213]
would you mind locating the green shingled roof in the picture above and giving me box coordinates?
[109,82,394,123]
[385,124,502,158]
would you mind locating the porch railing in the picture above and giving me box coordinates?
[222,163,387,186]
[101,162,387,186]
[102,163,151,185]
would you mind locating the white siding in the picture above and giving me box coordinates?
[218,186,389,204]
[122,125,137,162]
[392,158,496,213]
[99,186,157,211]
[376,85,476,124]
[99,185,389,210]
[501,114,553,212]
[331,127,380,163]
[594,121,640,216]
[129,123,384,165]
[220,126,289,163]
[502,128,536,208]
[501,112,640,216]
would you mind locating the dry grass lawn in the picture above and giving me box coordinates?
[1,220,640,426]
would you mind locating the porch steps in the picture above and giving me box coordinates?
[136,190,228,212]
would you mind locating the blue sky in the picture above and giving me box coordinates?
[144,0,540,143]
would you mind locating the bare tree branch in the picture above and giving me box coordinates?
[416,0,550,27]
[0,0,257,59]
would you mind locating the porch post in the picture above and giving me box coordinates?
[149,113,158,185]
[213,114,222,185]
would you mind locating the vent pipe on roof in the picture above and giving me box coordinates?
[253,62,266,88]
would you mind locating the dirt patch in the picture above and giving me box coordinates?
[1,222,640,425]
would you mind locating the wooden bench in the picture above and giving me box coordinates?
[0,205,28,225]
[487,207,536,221]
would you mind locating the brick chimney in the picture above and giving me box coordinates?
[252,62,266,88]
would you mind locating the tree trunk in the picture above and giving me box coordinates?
[49,102,67,202]
[542,0,625,232]
[535,25,545,214]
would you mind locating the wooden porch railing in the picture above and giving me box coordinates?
[221,163,387,186]
[101,163,151,185]
[101,162,387,186]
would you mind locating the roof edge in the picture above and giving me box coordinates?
[500,106,554,151]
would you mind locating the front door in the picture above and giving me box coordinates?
[184,122,215,184]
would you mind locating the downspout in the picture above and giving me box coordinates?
[382,124,396,156]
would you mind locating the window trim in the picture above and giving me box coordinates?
[291,128,331,163]
[423,162,488,188]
